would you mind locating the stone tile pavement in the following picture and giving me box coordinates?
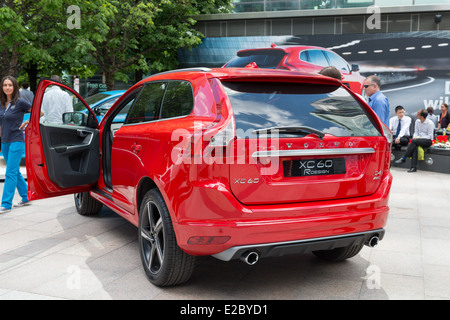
[0,166,449,300]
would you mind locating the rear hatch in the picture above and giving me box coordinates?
[223,80,387,205]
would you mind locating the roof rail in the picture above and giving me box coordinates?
[151,67,212,77]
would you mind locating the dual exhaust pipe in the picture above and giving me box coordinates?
[239,235,380,265]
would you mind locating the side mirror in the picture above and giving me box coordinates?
[63,111,88,126]
[351,64,360,72]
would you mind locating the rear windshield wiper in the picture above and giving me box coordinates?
[252,126,326,139]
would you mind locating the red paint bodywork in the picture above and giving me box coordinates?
[25,68,391,257]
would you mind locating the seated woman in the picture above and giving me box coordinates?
[395,109,435,172]
[438,103,450,130]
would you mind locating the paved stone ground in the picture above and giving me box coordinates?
[0,166,449,300]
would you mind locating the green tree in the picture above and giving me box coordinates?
[1,0,232,91]
[133,0,233,82]
[77,0,232,90]
[0,0,101,90]
[0,1,27,78]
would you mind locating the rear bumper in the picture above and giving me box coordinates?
[212,229,385,261]
[174,173,392,256]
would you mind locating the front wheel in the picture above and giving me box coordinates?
[138,189,196,287]
[74,192,103,216]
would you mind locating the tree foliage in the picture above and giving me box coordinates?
[0,0,232,91]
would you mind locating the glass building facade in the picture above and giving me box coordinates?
[232,0,450,13]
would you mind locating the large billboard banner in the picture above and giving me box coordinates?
[179,31,450,118]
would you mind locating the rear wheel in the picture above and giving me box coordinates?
[312,243,364,262]
[74,192,103,216]
[138,189,196,287]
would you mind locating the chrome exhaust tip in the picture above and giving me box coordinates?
[367,236,380,248]
[240,250,260,265]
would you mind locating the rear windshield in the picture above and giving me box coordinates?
[222,81,381,139]
[225,50,286,69]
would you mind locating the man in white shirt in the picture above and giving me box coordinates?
[389,105,411,149]
[41,75,73,124]
[395,109,435,172]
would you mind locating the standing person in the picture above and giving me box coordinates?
[437,103,450,130]
[41,75,73,124]
[19,82,34,105]
[389,105,411,149]
[395,109,434,173]
[0,76,31,213]
[364,75,390,126]
[426,106,438,128]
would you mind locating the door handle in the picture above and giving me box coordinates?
[77,129,90,138]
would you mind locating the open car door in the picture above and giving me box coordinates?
[25,79,100,200]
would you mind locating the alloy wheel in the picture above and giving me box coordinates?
[140,201,165,275]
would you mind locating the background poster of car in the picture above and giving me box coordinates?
[179,31,450,119]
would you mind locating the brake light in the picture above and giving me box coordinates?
[381,122,393,145]
[208,118,235,147]
[380,122,393,171]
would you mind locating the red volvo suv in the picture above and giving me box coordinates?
[25,68,392,286]
[224,44,366,94]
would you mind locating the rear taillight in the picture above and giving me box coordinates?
[381,122,393,145]
[208,118,235,147]
[380,122,392,171]
[201,78,236,160]
[201,118,236,164]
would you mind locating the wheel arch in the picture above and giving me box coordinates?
[136,176,178,222]
[136,176,185,246]
[136,177,158,215]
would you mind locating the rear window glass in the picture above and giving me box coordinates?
[222,81,381,139]
[225,50,286,69]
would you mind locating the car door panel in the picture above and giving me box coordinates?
[40,124,100,188]
[111,124,150,213]
[25,79,100,200]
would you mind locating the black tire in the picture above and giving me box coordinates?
[74,192,103,216]
[138,189,196,287]
[312,243,364,262]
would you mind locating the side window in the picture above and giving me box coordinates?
[323,51,350,73]
[306,50,329,67]
[160,81,194,119]
[125,82,167,124]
